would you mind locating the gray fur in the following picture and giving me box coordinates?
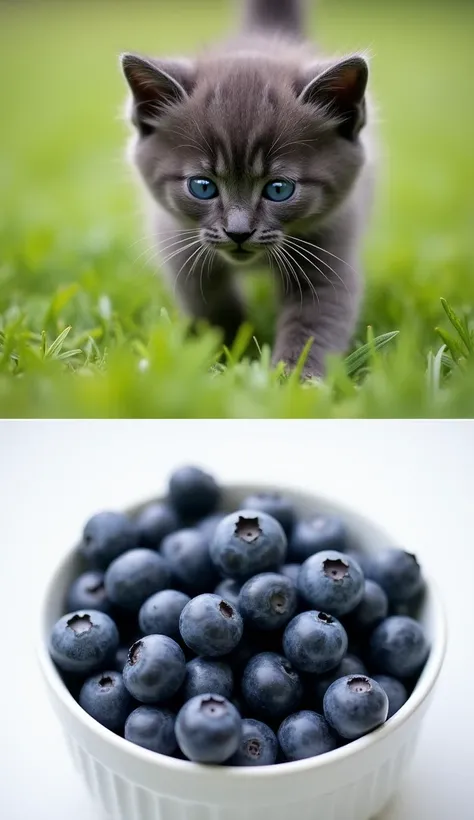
[122,0,375,376]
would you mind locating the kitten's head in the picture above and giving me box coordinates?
[122,51,368,265]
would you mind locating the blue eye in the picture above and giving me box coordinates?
[262,180,296,202]
[188,177,218,200]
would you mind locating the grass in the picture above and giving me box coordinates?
[0,0,473,418]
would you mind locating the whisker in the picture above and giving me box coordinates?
[173,243,204,297]
[130,229,198,250]
[206,247,216,281]
[132,233,200,266]
[285,234,357,275]
[269,246,289,295]
[283,237,347,296]
[155,233,201,254]
[185,244,207,288]
[282,239,335,292]
[278,245,319,307]
[160,239,203,268]
[274,245,304,310]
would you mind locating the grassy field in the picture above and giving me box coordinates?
[1,0,473,418]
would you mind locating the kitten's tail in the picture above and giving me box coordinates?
[242,0,307,37]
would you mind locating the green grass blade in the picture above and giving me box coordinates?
[426,344,446,398]
[440,298,472,354]
[45,326,72,358]
[230,322,254,363]
[434,326,464,363]
[344,331,399,376]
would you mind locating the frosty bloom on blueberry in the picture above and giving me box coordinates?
[123,634,186,703]
[179,594,244,657]
[175,694,242,763]
[323,675,389,740]
[49,471,432,768]
[210,510,287,579]
[50,610,119,674]
[168,465,221,522]
[79,511,137,570]
[104,548,171,611]
[289,515,348,562]
[238,572,298,631]
[283,610,348,674]
[79,671,132,733]
[298,550,364,617]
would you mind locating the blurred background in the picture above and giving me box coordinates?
[0,0,473,417]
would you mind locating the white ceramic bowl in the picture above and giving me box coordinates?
[38,484,446,820]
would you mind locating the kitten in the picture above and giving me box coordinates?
[121,0,375,377]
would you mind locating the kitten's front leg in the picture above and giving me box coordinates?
[272,244,362,378]
[165,246,247,348]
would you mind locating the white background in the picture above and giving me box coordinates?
[1,420,473,819]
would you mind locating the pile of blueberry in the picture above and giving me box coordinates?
[49,467,429,766]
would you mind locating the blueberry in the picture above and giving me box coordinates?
[372,675,408,718]
[66,571,111,614]
[313,654,368,702]
[197,513,226,541]
[242,492,295,537]
[351,580,389,631]
[104,549,171,611]
[161,529,217,593]
[179,594,243,657]
[363,549,423,604]
[239,573,297,631]
[134,502,179,549]
[298,550,364,617]
[79,511,136,570]
[123,634,186,703]
[169,466,221,522]
[283,611,348,674]
[139,589,190,641]
[370,616,429,678]
[278,711,338,761]
[79,670,132,733]
[125,706,177,755]
[175,694,242,763]
[228,718,278,766]
[49,610,119,674]
[183,658,233,701]
[241,652,302,720]
[210,510,287,580]
[113,645,130,673]
[323,675,389,739]
[289,516,347,562]
[214,579,242,609]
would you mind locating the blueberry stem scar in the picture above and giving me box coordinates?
[235,516,262,543]
[323,558,349,580]
[67,613,92,634]
[348,676,372,693]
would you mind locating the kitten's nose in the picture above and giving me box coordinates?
[224,230,255,246]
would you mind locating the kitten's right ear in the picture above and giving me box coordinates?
[120,53,193,135]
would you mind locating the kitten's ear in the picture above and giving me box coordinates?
[121,53,194,135]
[298,56,368,140]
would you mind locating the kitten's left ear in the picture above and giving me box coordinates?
[121,53,195,135]
[298,56,368,140]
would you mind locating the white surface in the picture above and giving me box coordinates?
[0,420,473,819]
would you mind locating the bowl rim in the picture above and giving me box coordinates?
[37,482,447,782]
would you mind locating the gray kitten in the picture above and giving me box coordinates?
[122,0,375,376]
